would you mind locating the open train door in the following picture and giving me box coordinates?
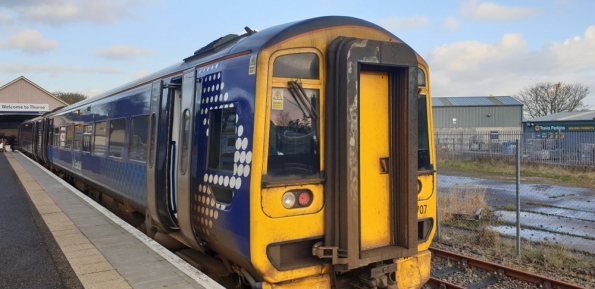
[147,79,180,232]
[317,37,419,280]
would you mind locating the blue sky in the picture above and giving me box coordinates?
[1,0,594,107]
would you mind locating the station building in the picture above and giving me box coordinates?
[0,76,67,138]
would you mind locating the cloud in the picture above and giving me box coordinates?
[426,25,595,107]
[548,26,595,69]
[95,45,156,61]
[0,63,122,76]
[461,0,541,22]
[0,11,15,25]
[379,15,429,30]
[430,33,529,71]
[443,16,460,32]
[81,88,104,97]
[134,70,150,79]
[1,29,57,54]
[2,0,159,26]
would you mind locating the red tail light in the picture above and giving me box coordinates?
[298,191,312,206]
[282,190,313,209]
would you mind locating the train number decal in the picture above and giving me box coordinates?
[418,204,427,215]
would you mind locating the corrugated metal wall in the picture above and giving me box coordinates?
[433,106,522,128]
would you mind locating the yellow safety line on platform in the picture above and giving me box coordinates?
[5,153,132,289]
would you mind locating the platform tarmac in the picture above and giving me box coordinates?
[0,152,222,289]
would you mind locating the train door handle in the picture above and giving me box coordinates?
[380,157,389,174]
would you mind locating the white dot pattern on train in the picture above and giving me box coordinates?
[193,63,251,238]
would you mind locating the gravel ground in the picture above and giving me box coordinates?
[425,253,537,289]
[430,233,595,288]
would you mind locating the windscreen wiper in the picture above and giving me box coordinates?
[288,80,318,120]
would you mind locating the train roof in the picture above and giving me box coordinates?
[55,16,400,113]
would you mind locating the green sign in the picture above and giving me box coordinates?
[534,124,595,132]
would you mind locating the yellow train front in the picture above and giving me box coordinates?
[241,16,437,288]
[19,16,437,289]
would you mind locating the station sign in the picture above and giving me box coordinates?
[0,103,49,112]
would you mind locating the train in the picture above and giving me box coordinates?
[18,16,437,288]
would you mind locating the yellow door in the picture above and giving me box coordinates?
[359,71,391,250]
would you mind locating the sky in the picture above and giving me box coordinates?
[1,0,594,107]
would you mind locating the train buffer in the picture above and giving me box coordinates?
[1,152,222,289]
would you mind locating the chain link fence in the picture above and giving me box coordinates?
[434,131,595,269]
[435,131,595,167]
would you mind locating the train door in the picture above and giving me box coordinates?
[320,38,419,273]
[35,120,43,160]
[32,121,38,159]
[41,118,49,165]
[170,85,182,218]
[146,69,198,245]
[147,80,179,232]
[359,71,391,249]
[173,68,199,247]
[47,118,54,163]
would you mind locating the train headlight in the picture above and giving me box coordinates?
[282,190,313,209]
[417,180,422,194]
[282,192,296,209]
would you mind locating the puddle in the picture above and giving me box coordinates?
[490,225,595,254]
[494,211,595,239]
[438,175,595,213]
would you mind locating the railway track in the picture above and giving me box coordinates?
[426,248,584,289]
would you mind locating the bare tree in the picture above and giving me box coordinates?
[53,91,88,105]
[514,82,590,118]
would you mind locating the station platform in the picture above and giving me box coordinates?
[1,152,222,289]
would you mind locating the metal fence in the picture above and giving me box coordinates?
[435,131,595,167]
[434,135,595,271]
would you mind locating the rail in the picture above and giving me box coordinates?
[428,248,584,289]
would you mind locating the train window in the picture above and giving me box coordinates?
[108,118,126,158]
[129,115,149,162]
[180,109,191,174]
[273,53,319,79]
[73,124,83,150]
[267,87,320,178]
[207,108,237,171]
[47,124,52,146]
[45,127,50,145]
[82,125,92,152]
[59,126,66,148]
[65,125,74,149]
[417,68,427,87]
[418,95,432,171]
[93,121,107,155]
[52,127,60,146]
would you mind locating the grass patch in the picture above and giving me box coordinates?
[437,159,595,189]
[548,193,575,199]
[434,227,595,287]
[476,225,500,247]
[519,243,594,273]
[439,185,488,222]
[495,204,517,211]
[525,201,554,207]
